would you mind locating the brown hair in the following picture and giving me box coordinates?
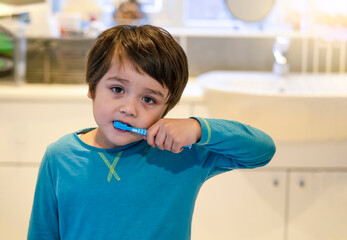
[86,25,189,117]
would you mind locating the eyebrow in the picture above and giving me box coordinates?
[107,77,129,84]
[144,88,165,99]
[107,76,166,99]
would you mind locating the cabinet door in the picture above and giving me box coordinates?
[0,165,39,240]
[288,171,347,240]
[192,170,286,240]
[0,101,95,163]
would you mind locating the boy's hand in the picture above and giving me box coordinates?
[146,118,201,153]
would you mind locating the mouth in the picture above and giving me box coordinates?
[113,121,147,137]
[113,120,132,133]
[114,120,132,127]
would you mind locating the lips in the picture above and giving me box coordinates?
[115,120,132,127]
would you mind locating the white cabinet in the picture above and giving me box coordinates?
[287,171,347,240]
[0,100,95,240]
[0,165,39,240]
[0,101,95,163]
[192,170,286,240]
[192,170,347,240]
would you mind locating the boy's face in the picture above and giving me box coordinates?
[88,57,169,149]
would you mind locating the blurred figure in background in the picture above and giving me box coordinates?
[114,0,148,25]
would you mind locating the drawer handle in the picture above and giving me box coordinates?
[299,179,305,187]
[273,179,279,186]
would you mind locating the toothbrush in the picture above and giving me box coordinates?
[114,121,192,149]
[114,121,148,136]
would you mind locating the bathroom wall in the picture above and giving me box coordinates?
[187,37,275,76]
[186,37,347,76]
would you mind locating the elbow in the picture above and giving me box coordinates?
[249,134,276,168]
[261,136,276,166]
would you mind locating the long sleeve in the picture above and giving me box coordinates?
[192,117,276,179]
[28,151,60,240]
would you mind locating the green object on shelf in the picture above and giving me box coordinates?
[0,58,4,69]
[0,33,14,56]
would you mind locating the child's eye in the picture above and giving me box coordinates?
[142,97,156,104]
[111,87,124,94]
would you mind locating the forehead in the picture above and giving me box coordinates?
[111,54,141,75]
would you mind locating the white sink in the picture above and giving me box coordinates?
[197,71,347,142]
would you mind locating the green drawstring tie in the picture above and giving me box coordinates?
[98,151,123,182]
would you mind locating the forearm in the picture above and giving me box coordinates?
[193,117,276,168]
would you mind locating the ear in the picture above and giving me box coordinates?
[87,89,92,99]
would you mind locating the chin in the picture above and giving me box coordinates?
[109,136,141,148]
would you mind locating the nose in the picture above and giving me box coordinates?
[119,97,138,117]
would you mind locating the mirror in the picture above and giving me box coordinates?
[225,0,275,22]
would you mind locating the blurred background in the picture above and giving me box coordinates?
[0,1,346,240]
[0,0,346,83]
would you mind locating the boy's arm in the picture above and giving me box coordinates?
[28,152,60,240]
[193,117,276,178]
[146,117,275,170]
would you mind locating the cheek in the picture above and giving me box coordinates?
[159,104,169,118]
[143,105,167,126]
[92,98,113,123]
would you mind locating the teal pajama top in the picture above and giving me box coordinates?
[28,117,276,240]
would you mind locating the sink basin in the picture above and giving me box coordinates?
[197,71,347,142]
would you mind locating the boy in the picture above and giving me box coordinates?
[28,25,276,240]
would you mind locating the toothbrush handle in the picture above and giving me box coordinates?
[131,128,147,136]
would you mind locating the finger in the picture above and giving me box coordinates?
[172,142,183,154]
[164,136,174,152]
[154,130,166,150]
[146,124,159,148]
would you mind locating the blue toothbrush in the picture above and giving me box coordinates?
[114,121,148,136]
[114,121,192,149]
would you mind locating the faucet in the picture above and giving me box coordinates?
[272,36,291,76]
